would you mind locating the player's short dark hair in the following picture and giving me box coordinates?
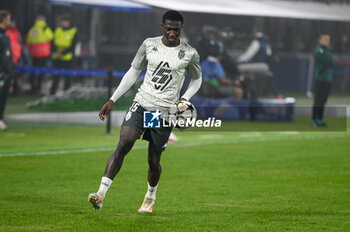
[162,10,184,25]
[0,10,10,24]
[60,14,71,22]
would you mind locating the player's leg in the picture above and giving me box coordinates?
[138,141,162,213]
[103,126,141,179]
[138,125,172,213]
[89,126,141,210]
[148,141,162,187]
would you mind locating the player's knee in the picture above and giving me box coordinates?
[116,138,134,155]
[148,156,160,171]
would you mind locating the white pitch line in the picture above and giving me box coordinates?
[0,133,349,158]
[0,145,146,158]
[238,132,261,138]
[174,133,349,147]
[198,134,224,139]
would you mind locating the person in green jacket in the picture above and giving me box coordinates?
[312,34,335,127]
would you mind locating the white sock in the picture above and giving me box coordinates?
[97,176,113,198]
[146,182,158,200]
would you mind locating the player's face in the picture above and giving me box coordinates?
[319,35,330,48]
[161,20,183,47]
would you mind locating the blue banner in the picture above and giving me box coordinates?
[16,66,146,78]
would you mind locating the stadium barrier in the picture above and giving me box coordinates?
[17,65,128,78]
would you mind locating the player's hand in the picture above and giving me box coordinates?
[99,100,114,121]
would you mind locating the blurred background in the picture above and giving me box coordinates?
[1,0,349,127]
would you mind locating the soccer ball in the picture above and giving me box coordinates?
[168,100,197,128]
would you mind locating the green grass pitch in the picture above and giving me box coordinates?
[0,121,350,231]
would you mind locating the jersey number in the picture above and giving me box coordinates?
[151,61,173,91]
[129,102,140,112]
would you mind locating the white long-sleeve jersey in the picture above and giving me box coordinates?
[131,36,202,109]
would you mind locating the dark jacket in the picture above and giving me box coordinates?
[250,35,269,63]
[0,28,15,75]
[314,45,335,82]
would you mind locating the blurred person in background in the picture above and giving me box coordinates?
[311,34,335,127]
[0,10,15,130]
[198,25,240,77]
[237,25,281,98]
[201,56,243,99]
[197,25,223,62]
[27,15,53,95]
[6,20,21,65]
[197,25,243,99]
[6,19,22,95]
[237,26,272,64]
[50,14,77,95]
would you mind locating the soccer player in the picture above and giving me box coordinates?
[88,10,202,213]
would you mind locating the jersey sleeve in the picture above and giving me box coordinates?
[186,50,202,80]
[131,39,148,71]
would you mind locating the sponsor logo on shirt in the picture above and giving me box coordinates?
[151,61,173,91]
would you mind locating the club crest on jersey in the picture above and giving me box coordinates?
[178,49,185,60]
[152,47,158,52]
[125,111,132,121]
[151,61,173,91]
